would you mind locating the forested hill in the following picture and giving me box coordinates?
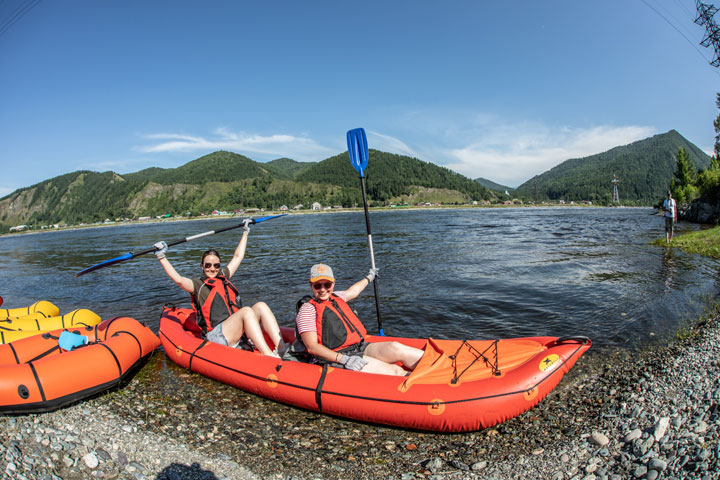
[0,150,492,230]
[514,130,711,204]
[296,150,491,203]
[475,177,514,193]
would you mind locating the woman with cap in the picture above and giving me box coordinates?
[293,263,424,375]
[154,220,285,357]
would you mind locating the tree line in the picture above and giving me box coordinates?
[669,93,720,205]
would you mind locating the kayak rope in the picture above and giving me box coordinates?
[449,340,500,384]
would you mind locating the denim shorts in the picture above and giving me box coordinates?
[206,321,252,350]
[206,322,230,345]
[326,342,370,367]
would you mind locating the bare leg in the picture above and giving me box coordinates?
[218,307,250,345]
[365,341,424,370]
[251,301,283,349]
[359,356,408,376]
[222,306,277,356]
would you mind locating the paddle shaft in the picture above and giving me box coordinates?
[359,175,383,335]
[75,214,286,277]
[134,221,250,257]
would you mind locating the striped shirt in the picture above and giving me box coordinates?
[295,291,347,335]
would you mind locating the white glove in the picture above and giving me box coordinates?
[154,241,168,259]
[339,355,368,371]
[365,268,378,283]
[243,219,251,235]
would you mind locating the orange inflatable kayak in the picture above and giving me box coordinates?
[159,306,591,432]
[0,309,103,344]
[0,316,160,414]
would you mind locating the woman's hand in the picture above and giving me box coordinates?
[154,241,168,259]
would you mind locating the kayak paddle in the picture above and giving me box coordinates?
[347,127,384,336]
[75,214,287,277]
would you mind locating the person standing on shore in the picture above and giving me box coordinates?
[291,263,424,375]
[154,220,285,357]
[663,190,677,243]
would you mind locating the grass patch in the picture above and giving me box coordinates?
[652,226,720,258]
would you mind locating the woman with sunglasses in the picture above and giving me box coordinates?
[293,263,424,375]
[154,220,285,357]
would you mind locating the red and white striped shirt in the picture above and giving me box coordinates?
[295,291,348,335]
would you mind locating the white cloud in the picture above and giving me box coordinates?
[435,123,655,187]
[371,108,658,187]
[367,131,420,158]
[136,128,336,162]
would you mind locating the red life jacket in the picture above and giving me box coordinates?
[191,275,242,334]
[309,294,367,351]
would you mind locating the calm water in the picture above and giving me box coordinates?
[1,207,718,349]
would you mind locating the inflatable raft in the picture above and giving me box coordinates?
[0,316,160,414]
[0,301,60,321]
[159,306,591,432]
[0,309,102,344]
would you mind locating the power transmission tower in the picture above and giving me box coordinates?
[612,172,619,203]
[695,1,720,67]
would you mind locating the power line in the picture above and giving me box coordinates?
[0,0,42,39]
[640,0,714,64]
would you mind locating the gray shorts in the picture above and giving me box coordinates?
[665,216,675,232]
[206,321,253,350]
[327,342,370,367]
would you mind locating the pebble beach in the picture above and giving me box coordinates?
[2,313,719,480]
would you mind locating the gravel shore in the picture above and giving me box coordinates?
[2,314,719,480]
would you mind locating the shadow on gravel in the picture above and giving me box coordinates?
[156,462,219,480]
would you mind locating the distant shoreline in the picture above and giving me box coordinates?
[0,203,648,239]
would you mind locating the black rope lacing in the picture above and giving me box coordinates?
[450,339,501,385]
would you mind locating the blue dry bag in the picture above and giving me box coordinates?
[58,331,89,351]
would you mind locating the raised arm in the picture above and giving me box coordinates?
[343,269,377,301]
[156,251,194,294]
[225,220,250,277]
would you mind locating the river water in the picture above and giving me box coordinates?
[1,207,718,350]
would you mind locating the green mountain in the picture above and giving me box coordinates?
[514,130,711,204]
[264,158,317,179]
[475,177,514,193]
[0,150,492,230]
[297,150,491,203]
[1,129,710,231]
[124,151,273,184]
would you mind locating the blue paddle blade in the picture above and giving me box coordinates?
[347,128,369,177]
[251,213,288,224]
[75,253,133,277]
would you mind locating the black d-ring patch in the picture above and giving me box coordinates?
[18,385,29,399]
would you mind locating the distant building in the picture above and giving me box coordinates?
[279,205,289,211]
[9,225,27,232]
[312,202,321,211]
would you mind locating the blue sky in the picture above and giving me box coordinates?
[1,0,718,196]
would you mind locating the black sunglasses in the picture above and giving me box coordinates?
[312,282,334,290]
[203,263,220,269]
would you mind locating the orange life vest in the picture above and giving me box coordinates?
[309,294,367,351]
[191,275,242,334]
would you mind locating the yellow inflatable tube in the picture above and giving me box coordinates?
[0,301,60,321]
[0,309,101,332]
